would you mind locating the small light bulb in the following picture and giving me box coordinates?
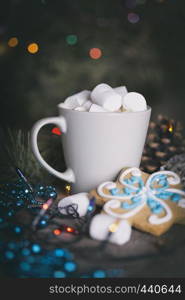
[27,43,39,54]
[89,48,102,59]
[65,184,71,193]
[43,203,49,210]
[66,227,74,233]
[53,229,62,236]
[109,223,119,233]
[8,37,19,47]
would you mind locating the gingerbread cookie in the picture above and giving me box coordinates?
[89,167,185,244]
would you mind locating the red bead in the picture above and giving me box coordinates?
[52,127,62,135]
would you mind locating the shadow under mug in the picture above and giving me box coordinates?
[31,106,151,193]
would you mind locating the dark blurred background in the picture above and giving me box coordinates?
[0,0,185,129]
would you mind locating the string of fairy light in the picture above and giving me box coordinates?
[1,0,166,58]
[6,35,103,58]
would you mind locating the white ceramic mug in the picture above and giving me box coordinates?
[31,105,151,193]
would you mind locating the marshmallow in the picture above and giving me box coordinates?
[58,103,69,109]
[82,100,93,110]
[74,106,87,112]
[58,193,89,217]
[91,83,122,112]
[92,83,111,95]
[89,214,131,245]
[123,92,147,112]
[114,86,128,99]
[61,90,91,109]
[89,104,108,113]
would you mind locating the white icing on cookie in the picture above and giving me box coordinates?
[119,167,142,191]
[148,194,172,225]
[104,182,117,190]
[103,197,146,219]
[97,168,185,227]
[146,170,181,187]
[97,181,132,200]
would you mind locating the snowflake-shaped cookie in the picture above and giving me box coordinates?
[89,167,185,240]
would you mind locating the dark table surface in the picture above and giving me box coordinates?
[19,193,185,278]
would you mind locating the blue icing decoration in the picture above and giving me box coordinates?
[156,192,172,200]
[110,188,119,195]
[147,199,157,209]
[121,202,139,210]
[151,205,164,214]
[150,175,168,188]
[153,174,166,181]
[159,179,168,187]
[110,188,125,196]
[138,179,144,189]
[124,179,130,184]
[171,194,181,202]
[130,176,140,183]
[132,196,141,203]
[124,187,133,195]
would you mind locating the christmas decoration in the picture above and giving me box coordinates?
[141,115,185,173]
[89,167,185,245]
[0,162,117,277]
[0,178,119,278]
[0,128,66,186]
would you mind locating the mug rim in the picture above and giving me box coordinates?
[58,104,151,115]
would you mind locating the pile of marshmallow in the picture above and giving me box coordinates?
[58,193,130,246]
[59,83,147,113]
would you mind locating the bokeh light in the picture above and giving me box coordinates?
[89,48,102,59]
[5,251,15,260]
[64,261,77,272]
[66,226,74,233]
[66,34,78,45]
[20,261,31,271]
[53,229,62,236]
[14,226,21,233]
[27,43,39,54]
[32,244,41,253]
[127,12,140,24]
[8,37,19,47]
[42,203,49,210]
[93,270,106,278]
[65,184,71,193]
[22,248,30,256]
[54,270,66,278]
[109,223,119,233]
[54,249,65,257]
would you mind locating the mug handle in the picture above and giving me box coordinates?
[31,117,75,183]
